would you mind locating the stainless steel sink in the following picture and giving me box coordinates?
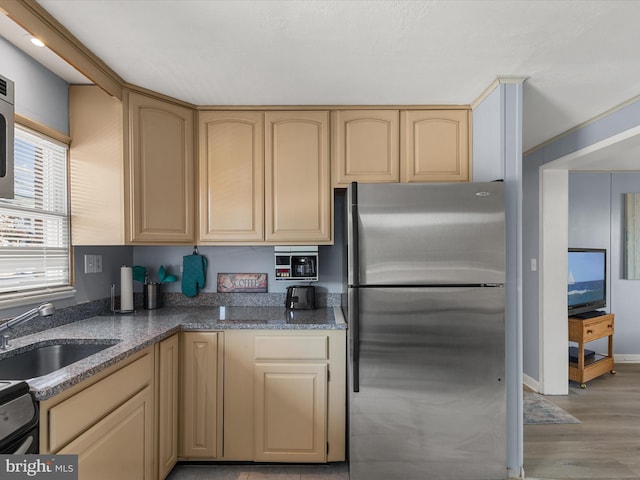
[0,340,120,380]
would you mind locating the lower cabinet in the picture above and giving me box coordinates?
[39,348,155,480]
[58,387,154,480]
[157,334,179,479]
[180,331,223,459]
[39,328,344,477]
[254,362,327,462]
[223,330,346,463]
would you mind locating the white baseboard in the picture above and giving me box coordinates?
[507,466,525,479]
[522,373,540,393]
[614,354,640,363]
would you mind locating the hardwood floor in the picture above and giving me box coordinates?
[524,363,640,480]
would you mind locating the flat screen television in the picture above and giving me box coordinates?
[568,248,606,317]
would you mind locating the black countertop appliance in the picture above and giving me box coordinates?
[285,285,316,310]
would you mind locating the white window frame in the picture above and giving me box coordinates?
[0,123,75,308]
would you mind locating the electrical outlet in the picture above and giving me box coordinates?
[94,255,102,273]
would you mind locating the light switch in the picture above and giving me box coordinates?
[531,258,537,272]
[94,255,102,273]
[84,254,95,274]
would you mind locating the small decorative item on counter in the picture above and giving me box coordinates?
[132,264,178,309]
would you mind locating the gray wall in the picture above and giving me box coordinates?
[0,37,69,135]
[568,172,640,357]
[609,173,640,357]
[132,194,345,295]
[522,98,640,382]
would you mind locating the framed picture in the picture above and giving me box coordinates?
[217,273,268,293]
[624,193,640,280]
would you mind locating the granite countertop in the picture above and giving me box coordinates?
[0,306,346,401]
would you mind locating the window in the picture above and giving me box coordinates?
[0,125,71,301]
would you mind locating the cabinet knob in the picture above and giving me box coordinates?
[586,329,594,334]
[607,324,613,329]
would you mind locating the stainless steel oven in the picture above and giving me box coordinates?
[0,73,15,199]
[0,381,38,454]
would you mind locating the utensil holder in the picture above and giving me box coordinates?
[143,283,161,310]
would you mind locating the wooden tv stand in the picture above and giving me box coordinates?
[568,313,616,388]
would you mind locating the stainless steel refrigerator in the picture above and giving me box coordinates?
[345,182,506,480]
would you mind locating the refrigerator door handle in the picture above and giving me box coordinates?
[350,182,360,392]
[350,287,360,392]
[350,182,360,288]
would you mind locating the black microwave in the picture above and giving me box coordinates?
[274,246,319,281]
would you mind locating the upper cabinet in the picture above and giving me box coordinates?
[198,110,332,245]
[125,91,195,244]
[198,111,264,243]
[400,109,470,183]
[332,109,470,187]
[265,111,332,244]
[332,110,400,186]
[70,98,468,245]
[69,86,125,245]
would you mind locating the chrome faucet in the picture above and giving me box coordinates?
[0,302,55,350]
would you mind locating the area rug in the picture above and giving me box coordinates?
[524,391,581,424]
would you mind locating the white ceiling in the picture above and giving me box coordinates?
[3,0,640,156]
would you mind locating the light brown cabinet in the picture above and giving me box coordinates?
[157,334,179,479]
[223,330,345,463]
[198,111,264,243]
[253,334,331,463]
[332,110,400,186]
[198,110,332,245]
[265,111,332,244]
[180,332,223,459]
[401,109,469,182]
[69,85,125,245]
[125,91,195,244]
[39,348,155,480]
[332,109,470,187]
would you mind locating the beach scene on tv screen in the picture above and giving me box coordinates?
[568,252,605,307]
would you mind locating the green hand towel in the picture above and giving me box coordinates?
[182,254,207,297]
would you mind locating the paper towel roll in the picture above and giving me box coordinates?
[120,266,134,312]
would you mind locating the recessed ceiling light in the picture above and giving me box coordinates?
[30,37,45,47]
[24,34,45,47]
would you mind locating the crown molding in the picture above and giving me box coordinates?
[0,0,124,99]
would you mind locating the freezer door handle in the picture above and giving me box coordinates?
[350,287,360,392]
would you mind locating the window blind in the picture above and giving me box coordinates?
[0,126,70,295]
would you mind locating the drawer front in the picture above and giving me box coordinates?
[48,351,154,452]
[584,317,614,341]
[255,335,328,361]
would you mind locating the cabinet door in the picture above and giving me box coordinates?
[58,386,154,480]
[332,110,399,187]
[265,111,332,244]
[198,111,264,243]
[157,335,179,479]
[400,110,470,183]
[254,362,327,463]
[70,85,125,245]
[126,91,195,243]
[181,332,221,459]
